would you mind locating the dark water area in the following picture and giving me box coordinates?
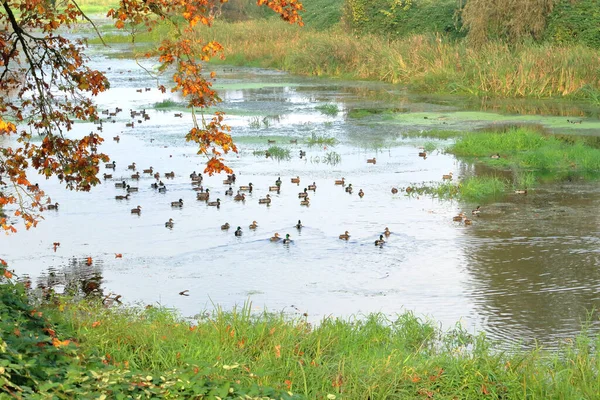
[3,44,600,349]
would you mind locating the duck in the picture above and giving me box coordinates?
[490,153,500,159]
[153,172,160,180]
[227,174,236,183]
[275,177,282,186]
[472,206,481,216]
[391,187,398,194]
[234,227,243,237]
[442,172,453,180]
[290,139,298,144]
[375,235,385,246]
[282,234,292,244]
[221,222,230,230]
[131,172,140,180]
[418,151,427,157]
[225,187,234,196]
[291,176,300,184]
[514,189,527,194]
[197,189,210,200]
[47,202,59,210]
[165,218,174,228]
[115,181,127,188]
[249,220,258,230]
[300,197,310,206]
[452,212,465,222]
[174,112,183,118]
[126,185,139,193]
[270,233,281,242]
[234,192,246,202]
[339,231,350,240]
[239,183,253,192]
[295,220,303,229]
[335,178,345,186]
[267,139,276,144]
[127,162,136,170]
[103,173,112,179]
[158,180,165,187]
[223,177,234,185]
[190,171,198,179]
[463,218,472,226]
[383,227,391,237]
[298,188,308,198]
[269,185,281,192]
[207,198,221,207]
[105,161,116,169]
[164,171,175,179]
[143,167,153,174]
[308,182,317,191]
[367,158,376,164]
[171,199,183,207]
[131,205,142,215]
[115,194,129,200]
[151,182,159,189]
[299,150,306,158]
[158,186,167,193]
[258,194,272,204]
[358,189,364,198]
[345,184,353,193]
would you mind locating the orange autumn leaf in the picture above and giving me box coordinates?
[52,337,71,348]
[92,321,101,328]
[274,344,281,358]
[86,257,92,266]
[3,269,13,279]
[115,253,123,258]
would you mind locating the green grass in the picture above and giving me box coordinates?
[266,146,291,161]
[153,99,183,109]
[306,132,337,146]
[315,103,339,116]
[401,129,465,140]
[405,176,508,202]
[323,151,341,165]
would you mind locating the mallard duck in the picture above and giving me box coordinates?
[383,227,391,237]
[299,150,306,158]
[339,231,350,240]
[115,181,127,188]
[291,176,300,184]
[358,189,364,198]
[158,186,167,193]
[442,172,453,180]
[267,139,276,144]
[103,173,112,179]
[367,158,376,164]
[207,198,221,207]
[308,182,317,191]
[270,233,281,242]
[197,189,210,200]
[472,206,481,216]
[405,187,413,193]
[463,218,472,226]
[105,161,116,169]
[275,177,282,186]
[239,183,253,192]
[234,227,243,236]
[375,235,385,246]
[171,199,183,207]
[249,220,258,230]
[295,220,303,229]
[153,172,160,180]
[298,188,308,198]
[259,194,272,204]
[225,187,234,196]
[193,185,205,191]
[223,178,234,185]
[126,185,138,193]
[191,175,202,183]
[269,186,281,192]
[131,172,140,180]
[221,222,230,230]
[345,184,353,193]
[151,182,158,189]
[300,196,310,206]
[164,171,175,179]
[127,162,136,170]
[490,153,500,159]
[391,187,398,194]
[174,113,183,118]
[47,202,59,210]
[131,205,142,215]
[234,192,246,202]
[452,212,465,222]
[143,167,153,174]
[158,181,165,187]
[282,234,292,244]
[228,174,236,183]
[514,189,527,194]
[418,152,427,157]
[165,218,174,228]
[335,178,345,185]
[190,171,198,179]
[115,194,129,200]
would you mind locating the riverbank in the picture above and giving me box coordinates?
[2,269,599,399]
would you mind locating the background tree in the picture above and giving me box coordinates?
[0,0,303,233]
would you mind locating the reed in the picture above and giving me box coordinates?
[315,103,339,116]
[266,146,291,161]
[306,132,337,146]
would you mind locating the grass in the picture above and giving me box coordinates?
[306,132,337,146]
[39,294,600,399]
[401,129,465,140]
[323,151,341,165]
[266,146,291,161]
[153,99,183,109]
[405,176,507,202]
[315,103,339,116]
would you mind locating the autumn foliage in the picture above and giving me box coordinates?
[0,0,303,233]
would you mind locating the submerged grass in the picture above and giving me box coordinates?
[153,99,183,109]
[43,297,600,399]
[315,103,339,116]
[266,146,291,161]
[306,132,337,146]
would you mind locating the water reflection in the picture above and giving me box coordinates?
[37,257,105,299]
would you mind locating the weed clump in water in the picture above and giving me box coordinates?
[306,132,337,146]
[266,146,291,161]
[315,103,339,116]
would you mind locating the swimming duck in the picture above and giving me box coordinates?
[171,199,183,207]
[358,189,364,198]
[143,167,153,174]
[158,181,165,187]
[115,194,129,200]
[375,235,385,246]
[234,192,246,202]
[165,218,174,228]
[154,172,161,180]
[391,187,398,194]
[270,233,281,242]
[295,220,303,229]
[239,183,253,192]
[225,187,234,196]
[275,177,282,186]
[442,172,453,180]
[131,172,140,180]
[235,227,243,236]
[300,197,310,206]
[452,212,465,222]
[308,182,317,191]
[151,182,158,189]
[418,152,427,157]
[269,186,281,192]
[221,222,230,230]
[282,234,292,244]
[514,189,527,194]
[113,135,120,142]
[127,162,136,170]
[26,183,39,191]
[207,198,221,207]
[339,231,350,240]
[259,194,271,204]
[367,158,376,164]
[299,150,306,158]
[47,202,59,210]
[490,153,500,159]
[463,218,472,226]
[249,220,258,230]
[298,188,308,198]
[197,189,210,200]
[291,176,300,184]
[383,227,391,237]
[131,205,142,215]
[103,173,112,179]
[345,184,353,193]
[158,186,167,193]
[335,178,345,186]
[472,206,481,216]
[190,171,198,179]
[126,185,139,193]
[115,181,127,188]
[105,161,116,169]
[164,171,175,179]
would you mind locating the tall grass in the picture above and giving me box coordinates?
[266,146,291,161]
[405,176,507,202]
[315,103,339,116]
[306,132,337,146]
[48,299,600,399]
